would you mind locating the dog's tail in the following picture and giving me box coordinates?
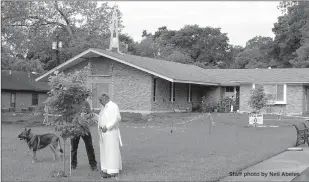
[58,138,63,153]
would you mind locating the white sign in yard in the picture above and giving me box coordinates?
[249,114,263,125]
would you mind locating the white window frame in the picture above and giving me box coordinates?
[252,84,287,104]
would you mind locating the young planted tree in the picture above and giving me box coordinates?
[45,65,95,177]
[248,85,269,113]
[265,93,277,114]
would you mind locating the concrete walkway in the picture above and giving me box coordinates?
[292,166,309,181]
[221,144,309,181]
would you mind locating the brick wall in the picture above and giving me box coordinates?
[81,57,153,112]
[283,84,304,115]
[1,91,11,108]
[151,78,194,112]
[112,60,152,112]
[239,84,253,113]
[66,57,203,113]
[202,86,224,104]
[239,84,305,115]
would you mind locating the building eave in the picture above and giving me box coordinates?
[173,79,219,86]
[230,81,309,84]
[35,48,175,83]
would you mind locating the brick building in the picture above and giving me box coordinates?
[35,49,309,115]
[1,70,49,112]
[34,6,309,115]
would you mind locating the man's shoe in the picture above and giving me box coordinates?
[71,165,77,170]
[110,173,119,177]
[91,166,98,171]
[101,172,112,178]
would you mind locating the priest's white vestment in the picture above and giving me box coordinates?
[94,101,122,174]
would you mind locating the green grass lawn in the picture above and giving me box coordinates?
[1,113,304,181]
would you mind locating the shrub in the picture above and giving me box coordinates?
[248,85,269,113]
[192,104,202,112]
[221,97,233,112]
[201,96,218,112]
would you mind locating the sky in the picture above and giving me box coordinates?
[110,1,283,47]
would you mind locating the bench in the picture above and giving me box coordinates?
[293,122,309,147]
[21,108,28,113]
[1,108,9,112]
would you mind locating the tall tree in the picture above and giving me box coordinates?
[132,25,231,68]
[232,36,273,69]
[270,1,309,67]
[227,45,245,65]
[1,1,134,71]
[131,37,159,58]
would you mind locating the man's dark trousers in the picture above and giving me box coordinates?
[71,131,97,169]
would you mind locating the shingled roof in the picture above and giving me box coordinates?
[35,48,309,85]
[93,49,220,85]
[200,68,309,85]
[1,70,49,92]
[35,48,219,85]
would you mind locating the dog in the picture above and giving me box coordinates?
[18,128,63,163]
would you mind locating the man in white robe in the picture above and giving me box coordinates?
[92,93,122,178]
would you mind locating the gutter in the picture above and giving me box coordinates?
[230,81,309,84]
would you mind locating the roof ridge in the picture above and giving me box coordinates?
[92,48,203,67]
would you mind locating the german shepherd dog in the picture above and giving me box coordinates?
[18,128,63,163]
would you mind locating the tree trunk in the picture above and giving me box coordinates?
[63,138,66,175]
[69,144,71,176]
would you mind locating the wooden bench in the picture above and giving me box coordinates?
[293,122,309,147]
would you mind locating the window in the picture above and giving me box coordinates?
[32,93,39,105]
[10,93,16,108]
[187,84,192,102]
[153,78,156,101]
[169,82,175,102]
[226,87,234,92]
[255,84,262,89]
[252,84,263,90]
[276,84,284,101]
[252,84,286,104]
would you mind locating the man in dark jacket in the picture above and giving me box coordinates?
[70,100,98,171]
